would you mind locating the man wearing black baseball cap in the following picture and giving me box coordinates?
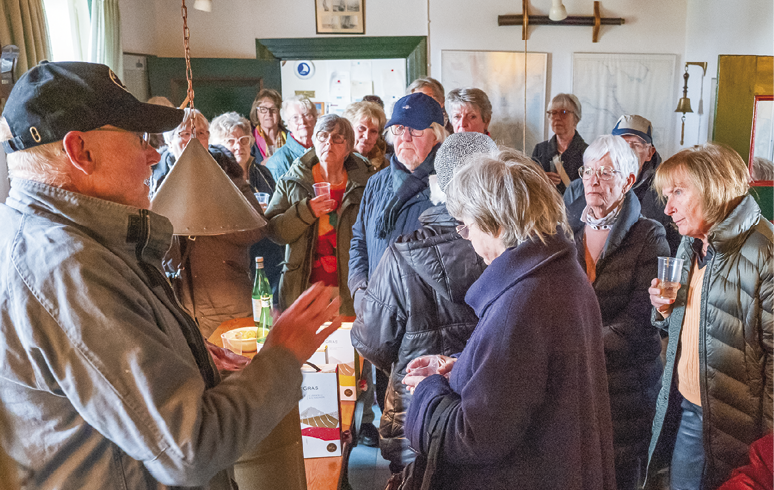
[0,61,341,489]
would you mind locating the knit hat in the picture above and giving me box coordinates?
[435,132,498,192]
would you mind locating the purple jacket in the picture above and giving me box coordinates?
[405,230,616,489]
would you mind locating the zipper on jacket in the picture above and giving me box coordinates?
[697,248,714,481]
[135,209,218,389]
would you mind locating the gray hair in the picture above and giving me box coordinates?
[281,95,318,122]
[407,77,445,105]
[314,114,355,153]
[1,118,72,187]
[583,135,639,180]
[446,88,493,124]
[548,93,582,123]
[164,108,208,146]
[446,148,571,248]
[210,111,254,146]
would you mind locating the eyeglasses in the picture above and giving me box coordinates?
[224,135,252,147]
[456,224,470,239]
[287,113,316,124]
[546,109,573,118]
[92,127,151,150]
[315,131,346,144]
[579,166,621,181]
[257,106,278,115]
[177,129,210,141]
[389,125,425,137]
[626,140,651,151]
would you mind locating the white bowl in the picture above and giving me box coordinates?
[222,326,264,354]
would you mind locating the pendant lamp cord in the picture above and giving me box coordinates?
[523,33,527,154]
[181,0,196,135]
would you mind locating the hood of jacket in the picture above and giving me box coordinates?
[391,204,484,303]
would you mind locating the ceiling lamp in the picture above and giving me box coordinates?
[548,0,568,21]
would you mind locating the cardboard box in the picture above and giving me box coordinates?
[322,322,358,400]
[306,345,328,367]
[299,364,341,458]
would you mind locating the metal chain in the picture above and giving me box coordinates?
[181,0,194,110]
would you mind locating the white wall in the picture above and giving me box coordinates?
[681,0,774,149]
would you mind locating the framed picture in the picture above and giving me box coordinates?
[314,101,325,115]
[315,0,364,35]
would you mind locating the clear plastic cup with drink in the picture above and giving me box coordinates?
[254,192,270,212]
[657,256,685,300]
[313,182,330,198]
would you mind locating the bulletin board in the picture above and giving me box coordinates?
[441,50,548,154]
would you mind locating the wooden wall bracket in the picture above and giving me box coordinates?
[499,1,624,43]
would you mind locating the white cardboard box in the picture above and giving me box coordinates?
[299,364,341,458]
[306,345,328,367]
[322,322,357,400]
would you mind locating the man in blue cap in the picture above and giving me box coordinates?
[564,114,681,254]
[347,91,447,447]
[0,61,340,489]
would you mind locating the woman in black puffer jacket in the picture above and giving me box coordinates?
[569,135,669,490]
[351,133,495,482]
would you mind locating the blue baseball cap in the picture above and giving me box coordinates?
[2,61,184,153]
[612,114,653,145]
[385,92,444,131]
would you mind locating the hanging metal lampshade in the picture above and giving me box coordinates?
[150,138,265,235]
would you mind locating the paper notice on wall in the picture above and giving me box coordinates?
[351,81,373,101]
[329,71,351,104]
[351,60,372,81]
[382,68,405,116]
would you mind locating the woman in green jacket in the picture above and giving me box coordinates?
[265,114,375,316]
[645,143,772,490]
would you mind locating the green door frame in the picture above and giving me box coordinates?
[256,36,427,87]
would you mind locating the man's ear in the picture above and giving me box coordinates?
[62,131,96,176]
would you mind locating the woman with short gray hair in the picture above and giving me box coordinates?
[265,114,374,315]
[446,87,493,135]
[532,93,588,194]
[571,134,669,489]
[403,148,616,489]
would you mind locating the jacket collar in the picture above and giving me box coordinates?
[596,190,641,262]
[548,130,585,157]
[7,178,173,265]
[284,150,372,191]
[706,194,762,255]
[466,228,575,318]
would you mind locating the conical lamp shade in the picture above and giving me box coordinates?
[150,138,266,236]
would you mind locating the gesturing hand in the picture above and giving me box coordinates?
[308,195,338,218]
[262,282,342,364]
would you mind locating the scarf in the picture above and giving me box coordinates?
[377,144,439,238]
[581,200,624,230]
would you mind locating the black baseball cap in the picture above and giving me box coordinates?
[1,61,184,153]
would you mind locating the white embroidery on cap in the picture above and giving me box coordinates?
[109,69,129,93]
[403,105,410,110]
[30,127,41,143]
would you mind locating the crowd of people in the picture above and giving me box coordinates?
[0,61,770,490]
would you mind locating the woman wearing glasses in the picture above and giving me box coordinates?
[531,93,588,194]
[265,114,374,315]
[249,88,288,164]
[569,135,670,489]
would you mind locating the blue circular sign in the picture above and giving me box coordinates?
[295,61,315,80]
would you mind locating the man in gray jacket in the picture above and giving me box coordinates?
[0,61,340,489]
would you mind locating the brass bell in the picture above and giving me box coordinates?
[674,96,693,114]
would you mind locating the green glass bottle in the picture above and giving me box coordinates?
[252,257,273,343]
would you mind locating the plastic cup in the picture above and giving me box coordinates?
[254,192,270,211]
[313,182,331,198]
[657,256,684,300]
[221,332,242,356]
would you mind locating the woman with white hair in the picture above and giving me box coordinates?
[265,95,318,182]
[571,135,669,490]
[402,149,616,489]
[532,93,588,194]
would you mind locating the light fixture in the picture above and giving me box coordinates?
[674,61,707,145]
[548,0,568,21]
[193,0,211,12]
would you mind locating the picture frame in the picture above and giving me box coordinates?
[314,101,325,115]
[315,0,364,35]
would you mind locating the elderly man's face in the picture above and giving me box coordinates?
[82,127,160,209]
[394,126,438,171]
[621,135,656,172]
[450,103,488,134]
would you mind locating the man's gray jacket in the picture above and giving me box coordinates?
[0,179,302,489]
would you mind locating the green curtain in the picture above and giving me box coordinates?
[89,0,121,78]
[0,0,51,76]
